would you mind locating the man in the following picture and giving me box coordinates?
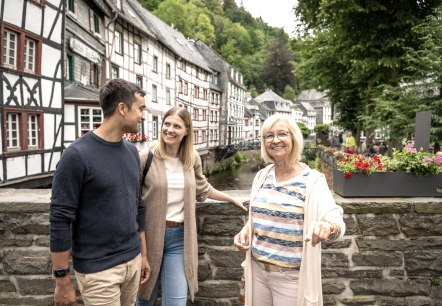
[345,130,356,154]
[50,79,150,306]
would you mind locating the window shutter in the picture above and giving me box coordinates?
[89,9,93,32]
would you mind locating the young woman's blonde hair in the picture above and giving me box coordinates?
[153,106,195,169]
[260,114,304,164]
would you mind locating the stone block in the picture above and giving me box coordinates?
[321,252,349,268]
[414,202,442,214]
[0,216,5,234]
[352,251,402,267]
[198,261,212,281]
[322,268,382,279]
[198,237,236,247]
[199,216,244,236]
[196,281,239,298]
[207,249,244,268]
[7,213,50,235]
[356,215,399,236]
[322,280,345,294]
[341,201,411,214]
[357,238,442,251]
[323,295,337,306]
[196,202,247,216]
[338,296,376,305]
[404,251,442,276]
[3,250,51,275]
[215,267,243,280]
[188,298,231,306]
[343,215,360,235]
[350,279,431,297]
[322,238,352,249]
[0,296,54,306]
[35,236,50,247]
[400,215,442,236]
[17,276,54,295]
[0,279,16,292]
[0,236,34,247]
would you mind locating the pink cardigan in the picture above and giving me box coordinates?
[243,164,346,306]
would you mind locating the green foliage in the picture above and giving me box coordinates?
[297,122,310,139]
[139,0,296,93]
[294,0,441,144]
[314,124,329,135]
[234,151,246,163]
[282,85,296,101]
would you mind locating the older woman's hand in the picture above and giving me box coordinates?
[234,227,250,252]
[304,221,335,247]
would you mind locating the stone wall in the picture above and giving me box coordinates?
[0,189,441,306]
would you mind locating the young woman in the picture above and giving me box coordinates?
[137,107,247,306]
[234,114,345,306]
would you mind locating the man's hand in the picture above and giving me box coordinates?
[140,256,151,284]
[54,278,77,306]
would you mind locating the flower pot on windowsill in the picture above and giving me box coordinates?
[333,169,442,197]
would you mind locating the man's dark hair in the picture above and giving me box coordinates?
[99,78,146,118]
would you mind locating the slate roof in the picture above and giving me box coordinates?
[253,89,291,104]
[127,0,212,72]
[91,0,112,17]
[64,82,99,102]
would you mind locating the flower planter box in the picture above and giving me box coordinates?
[333,169,442,197]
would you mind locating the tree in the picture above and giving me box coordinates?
[297,122,310,139]
[294,0,441,146]
[261,38,296,96]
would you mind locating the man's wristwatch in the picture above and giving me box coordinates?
[53,268,70,278]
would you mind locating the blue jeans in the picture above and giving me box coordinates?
[136,226,187,306]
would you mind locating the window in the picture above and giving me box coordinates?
[152,116,158,139]
[111,65,119,78]
[66,54,74,81]
[203,89,208,100]
[3,29,17,69]
[194,131,198,143]
[24,38,36,73]
[2,26,41,74]
[152,84,157,102]
[28,114,39,147]
[90,63,100,87]
[166,63,171,79]
[193,108,198,120]
[90,10,100,34]
[152,55,158,73]
[67,0,76,13]
[4,110,43,151]
[184,82,188,95]
[166,88,171,105]
[194,85,199,98]
[134,42,141,64]
[116,0,122,10]
[202,110,207,121]
[136,75,143,88]
[79,107,102,136]
[6,113,19,149]
[114,30,122,54]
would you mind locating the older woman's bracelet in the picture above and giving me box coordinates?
[325,221,341,241]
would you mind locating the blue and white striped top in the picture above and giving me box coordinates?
[251,167,310,268]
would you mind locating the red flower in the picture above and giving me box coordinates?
[344,172,353,179]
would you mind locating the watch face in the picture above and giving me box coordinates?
[54,268,70,277]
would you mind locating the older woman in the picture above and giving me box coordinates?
[234,114,345,306]
[137,107,246,306]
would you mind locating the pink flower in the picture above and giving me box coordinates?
[423,156,433,164]
[434,156,442,165]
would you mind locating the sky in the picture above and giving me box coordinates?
[235,0,298,37]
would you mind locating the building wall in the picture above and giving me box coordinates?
[0,188,440,305]
[0,0,64,185]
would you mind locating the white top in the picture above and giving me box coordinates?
[165,157,185,222]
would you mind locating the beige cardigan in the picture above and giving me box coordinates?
[137,148,213,301]
[243,164,346,306]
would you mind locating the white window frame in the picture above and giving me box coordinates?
[152,84,157,102]
[79,107,102,136]
[24,38,36,73]
[28,114,38,147]
[6,113,20,149]
[3,30,17,69]
[152,116,158,139]
[134,42,141,64]
[114,30,123,54]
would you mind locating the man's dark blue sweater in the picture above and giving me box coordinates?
[50,131,145,274]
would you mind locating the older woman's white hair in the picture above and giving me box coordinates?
[260,114,304,164]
